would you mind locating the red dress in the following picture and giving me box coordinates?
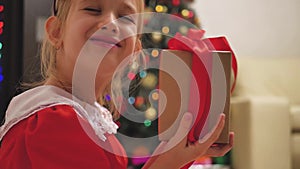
[0,105,127,169]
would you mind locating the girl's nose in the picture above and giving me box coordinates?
[100,15,120,35]
[101,24,118,34]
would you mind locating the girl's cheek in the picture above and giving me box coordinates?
[119,23,138,38]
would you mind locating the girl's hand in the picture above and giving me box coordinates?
[143,112,234,169]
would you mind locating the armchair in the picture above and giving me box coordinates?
[230,56,300,169]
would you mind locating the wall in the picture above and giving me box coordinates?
[193,0,300,57]
[23,0,51,81]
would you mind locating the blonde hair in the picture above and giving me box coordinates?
[40,0,145,119]
[40,0,71,85]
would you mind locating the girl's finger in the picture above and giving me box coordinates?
[165,112,193,151]
[198,113,225,146]
[205,132,234,157]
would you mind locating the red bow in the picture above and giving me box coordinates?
[168,29,238,92]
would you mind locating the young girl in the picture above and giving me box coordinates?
[0,0,233,168]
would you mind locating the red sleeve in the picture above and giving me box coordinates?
[0,105,127,169]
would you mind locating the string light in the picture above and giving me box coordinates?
[131,146,150,165]
[0,74,3,83]
[128,97,135,105]
[141,73,157,89]
[172,0,180,6]
[151,91,159,101]
[0,4,4,85]
[151,32,163,42]
[134,96,144,108]
[155,5,168,13]
[181,9,190,18]
[131,61,139,70]
[0,5,4,13]
[144,119,152,127]
[145,107,157,120]
[189,11,194,18]
[151,49,159,58]
[195,17,201,27]
[155,5,164,13]
[162,6,168,13]
[179,25,188,34]
[105,94,111,101]
[127,72,136,80]
[162,26,170,34]
[139,70,147,78]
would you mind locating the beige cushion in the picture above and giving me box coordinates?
[231,96,291,169]
[234,57,300,105]
[292,133,300,169]
[291,106,300,130]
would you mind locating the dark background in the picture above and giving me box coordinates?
[0,0,53,123]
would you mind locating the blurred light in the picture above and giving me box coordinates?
[128,97,135,105]
[0,74,4,82]
[141,73,157,89]
[0,21,3,29]
[0,53,2,59]
[0,5,4,12]
[151,32,162,42]
[139,70,147,78]
[195,17,201,26]
[162,26,170,34]
[132,146,150,165]
[144,119,152,127]
[127,72,136,80]
[131,61,139,70]
[172,0,180,6]
[151,92,159,101]
[0,42,2,50]
[151,49,159,58]
[189,11,194,18]
[134,96,144,107]
[105,94,111,101]
[181,9,190,18]
[162,6,168,13]
[179,25,188,34]
[0,28,3,35]
[155,5,164,13]
[145,107,157,120]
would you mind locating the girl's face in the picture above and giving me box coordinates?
[55,0,139,96]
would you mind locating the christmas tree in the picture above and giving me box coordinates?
[116,1,224,168]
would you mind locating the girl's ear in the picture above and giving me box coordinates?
[45,16,62,49]
[134,39,142,52]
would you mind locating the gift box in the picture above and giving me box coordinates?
[158,50,232,144]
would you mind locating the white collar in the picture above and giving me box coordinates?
[0,85,118,141]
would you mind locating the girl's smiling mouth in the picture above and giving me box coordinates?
[90,35,122,48]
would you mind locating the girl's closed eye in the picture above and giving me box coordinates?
[83,7,102,14]
[119,15,136,24]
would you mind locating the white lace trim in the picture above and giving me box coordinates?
[82,102,118,141]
